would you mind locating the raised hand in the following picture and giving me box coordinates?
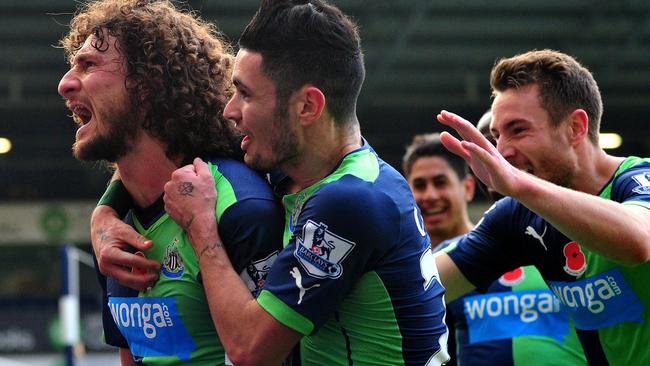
[436,110,525,197]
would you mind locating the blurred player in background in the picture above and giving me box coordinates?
[402,132,475,366]
[402,133,476,248]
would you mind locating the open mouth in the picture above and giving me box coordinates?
[423,207,445,216]
[241,134,252,151]
[71,104,92,125]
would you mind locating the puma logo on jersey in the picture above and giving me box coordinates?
[290,267,320,305]
[525,225,548,251]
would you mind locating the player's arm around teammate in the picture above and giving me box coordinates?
[91,202,159,291]
[164,158,301,365]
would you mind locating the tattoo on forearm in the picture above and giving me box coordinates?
[199,242,224,258]
[179,182,194,196]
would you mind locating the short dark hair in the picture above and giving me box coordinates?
[238,0,365,124]
[402,133,468,179]
[490,49,603,144]
[61,0,240,160]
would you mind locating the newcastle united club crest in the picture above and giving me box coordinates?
[162,238,185,278]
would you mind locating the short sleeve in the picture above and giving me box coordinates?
[611,164,650,209]
[218,197,284,274]
[447,198,532,291]
[258,179,397,334]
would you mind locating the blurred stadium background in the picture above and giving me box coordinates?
[1,0,649,364]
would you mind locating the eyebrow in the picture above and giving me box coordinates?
[505,119,529,130]
[233,78,254,96]
[72,51,93,65]
[413,173,449,182]
[493,119,528,136]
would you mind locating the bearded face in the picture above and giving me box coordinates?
[72,100,141,163]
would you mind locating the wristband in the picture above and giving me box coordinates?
[97,180,133,219]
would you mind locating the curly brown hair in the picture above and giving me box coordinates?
[60,0,240,160]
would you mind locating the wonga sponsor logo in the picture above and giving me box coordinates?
[108,297,195,360]
[548,268,644,330]
[464,289,570,343]
[109,300,173,339]
[464,290,569,343]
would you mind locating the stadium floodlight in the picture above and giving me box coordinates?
[599,133,622,150]
[0,137,11,154]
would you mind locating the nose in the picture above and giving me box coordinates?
[223,94,240,124]
[496,137,515,161]
[57,68,80,99]
[422,182,440,200]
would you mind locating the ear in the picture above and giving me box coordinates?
[294,85,326,127]
[567,109,589,146]
[463,174,476,202]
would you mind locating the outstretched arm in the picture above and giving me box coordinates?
[436,110,650,265]
[434,251,474,302]
[164,158,301,366]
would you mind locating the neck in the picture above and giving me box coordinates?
[283,118,362,190]
[428,220,474,248]
[116,134,182,208]
[569,143,624,195]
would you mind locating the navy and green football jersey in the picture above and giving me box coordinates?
[437,236,585,366]
[448,157,650,365]
[257,141,450,365]
[98,158,284,365]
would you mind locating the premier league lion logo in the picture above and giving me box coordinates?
[294,220,355,279]
[310,225,335,260]
[240,251,279,296]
